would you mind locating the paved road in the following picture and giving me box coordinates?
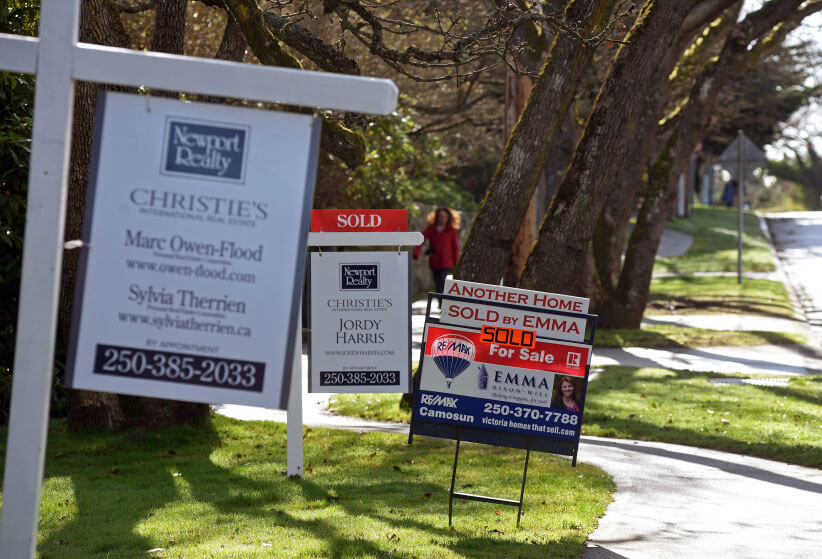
[581,437,822,559]
[767,212,822,345]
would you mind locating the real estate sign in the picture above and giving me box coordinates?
[411,284,595,457]
[66,92,320,408]
[309,251,411,393]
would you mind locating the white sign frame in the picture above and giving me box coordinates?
[66,92,320,408]
[308,251,411,393]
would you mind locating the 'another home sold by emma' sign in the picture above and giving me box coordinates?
[66,92,321,408]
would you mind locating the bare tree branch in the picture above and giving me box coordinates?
[110,0,156,14]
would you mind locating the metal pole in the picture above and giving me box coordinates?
[516,448,531,528]
[0,1,79,556]
[286,290,304,477]
[448,438,461,527]
[737,130,744,284]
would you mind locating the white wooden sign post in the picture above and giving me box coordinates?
[285,211,422,477]
[0,1,396,556]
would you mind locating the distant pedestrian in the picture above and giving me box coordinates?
[413,206,460,297]
[721,179,738,207]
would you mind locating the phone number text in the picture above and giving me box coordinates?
[319,370,400,386]
[482,402,579,425]
[93,344,264,392]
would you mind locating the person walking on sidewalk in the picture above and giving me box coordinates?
[413,206,460,297]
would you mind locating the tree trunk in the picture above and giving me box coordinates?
[215,12,247,62]
[600,138,681,328]
[520,0,748,296]
[591,172,642,295]
[597,0,816,327]
[151,0,187,54]
[132,0,211,427]
[66,0,211,430]
[518,0,695,296]
[502,70,536,286]
[64,0,132,431]
[520,0,691,294]
[800,141,822,209]
[454,0,614,285]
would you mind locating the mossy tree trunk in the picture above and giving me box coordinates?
[518,0,695,297]
[596,0,817,328]
[64,0,131,431]
[65,0,221,430]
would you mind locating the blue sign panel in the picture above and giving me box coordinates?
[417,389,580,439]
[162,118,248,182]
[339,263,379,290]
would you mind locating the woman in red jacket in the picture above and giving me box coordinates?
[413,206,460,296]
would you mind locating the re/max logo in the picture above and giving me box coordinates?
[420,394,458,408]
[162,119,248,183]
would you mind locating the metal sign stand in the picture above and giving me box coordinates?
[448,434,532,528]
[410,291,597,528]
[0,2,397,556]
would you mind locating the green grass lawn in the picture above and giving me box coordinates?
[583,367,822,469]
[653,206,775,274]
[331,370,822,469]
[596,325,804,348]
[1,415,614,558]
[647,276,795,317]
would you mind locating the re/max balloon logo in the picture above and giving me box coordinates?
[431,334,475,388]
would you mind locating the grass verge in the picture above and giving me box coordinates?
[583,367,822,468]
[654,206,775,274]
[595,325,804,348]
[1,415,614,558]
[647,276,795,317]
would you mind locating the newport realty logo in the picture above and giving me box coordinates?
[162,117,248,182]
[340,263,379,290]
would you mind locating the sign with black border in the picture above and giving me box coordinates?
[308,251,411,393]
[410,292,596,457]
[66,92,321,408]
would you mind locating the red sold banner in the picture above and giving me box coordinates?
[424,325,589,378]
[311,209,408,232]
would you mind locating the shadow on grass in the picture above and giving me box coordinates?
[37,420,589,558]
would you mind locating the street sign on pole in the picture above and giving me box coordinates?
[717,133,766,180]
[717,132,766,285]
[0,2,398,555]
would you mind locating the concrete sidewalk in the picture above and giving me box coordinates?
[592,344,822,376]
[413,300,822,376]
[581,437,822,559]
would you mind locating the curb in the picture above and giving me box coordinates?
[760,212,822,353]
